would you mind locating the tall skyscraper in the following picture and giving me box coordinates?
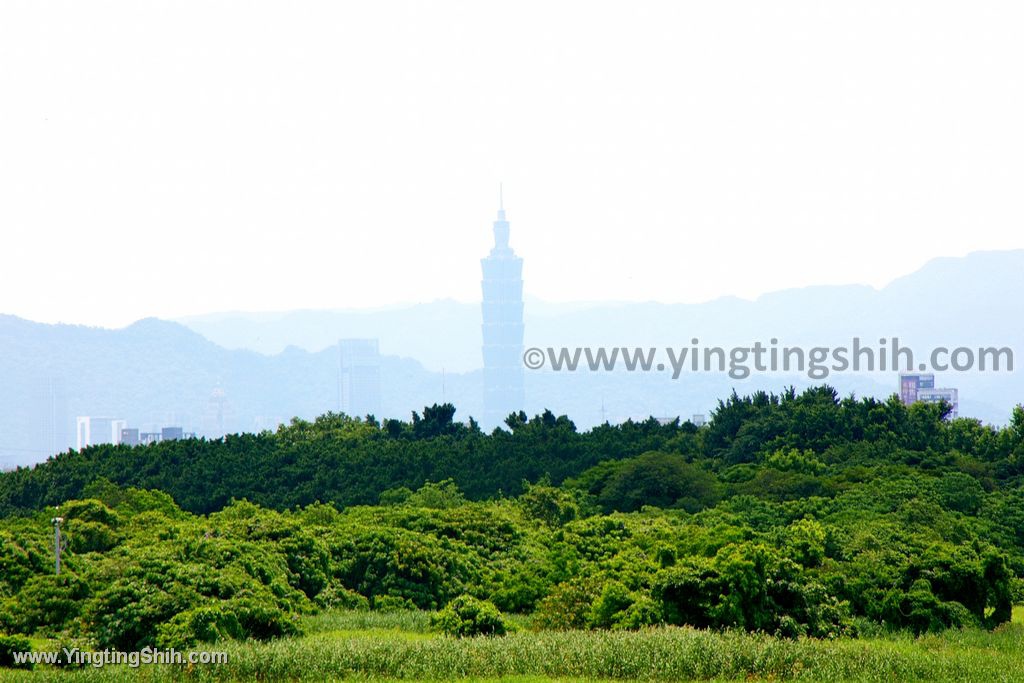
[481,187,525,427]
[339,338,382,418]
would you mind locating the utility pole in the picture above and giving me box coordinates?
[52,516,64,575]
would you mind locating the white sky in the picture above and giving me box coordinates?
[1,1,1022,329]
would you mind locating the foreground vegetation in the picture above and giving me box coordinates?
[2,386,1024,679]
[1,472,1018,652]
[4,608,1024,681]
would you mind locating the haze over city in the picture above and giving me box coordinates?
[2,2,1023,328]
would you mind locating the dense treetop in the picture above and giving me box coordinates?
[2,386,1023,653]
[2,386,1022,518]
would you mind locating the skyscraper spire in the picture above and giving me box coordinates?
[481,189,524,428]
[491,184,511,252]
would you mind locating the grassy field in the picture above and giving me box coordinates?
[4,608,1024,682]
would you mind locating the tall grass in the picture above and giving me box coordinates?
[8,621,1024,682]
[305,608,434,634]
[303,608,531,638]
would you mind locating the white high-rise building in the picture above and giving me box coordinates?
[76,416,127,450]
[481,187,525,427]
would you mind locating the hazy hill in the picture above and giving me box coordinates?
[179,250,1023,370]
[0,310,900,468]
[1,250,1020,467]
[176,249,1023,419]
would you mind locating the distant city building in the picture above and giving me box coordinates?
[481,188,525,427]
[31,377,70,457]
[74,421,192,448]
[339,339,381,418]
[899,372,935,405]
[899,373,958,418]
[161,426,184,441]
[140,432,162,445]
[120,428,140,447]
[918,387,960,419]
[202,386,235,438]
[76,417,127,450]
[691,414,707,427]
[147,427,193,443]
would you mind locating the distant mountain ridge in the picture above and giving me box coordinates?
[0,314,469,467]
[1,249,1020,468]
[177,249,1024,371]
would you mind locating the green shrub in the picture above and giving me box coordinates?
[156,604,243,648]
[0,634,32,669]
[61,498,124,553]
[655,543,852,636]
[279,533,330,599]
[881,579,978,634]
[378,487,413,506]
[61,499,121,527]
[331,527,472,609]
[518,481,583,526]
[596,452,720,513]
[373,595,417,611]
[783,518,827,568]
[430,595,507,637]
[66,520,123,553]
[10,573,90,635]
[0,531,46,596]
[155,597,300,648]
[935,472,985,514]
[314,583,370,610]
[588,582,662,630]
[588,581,634,629]
[532,578,601,631]
[406,480,467,509]
[87,577,194,650]
[229,597,301,641]
[614,596,663,630]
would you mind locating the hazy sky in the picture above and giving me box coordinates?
[1,2,1022,328]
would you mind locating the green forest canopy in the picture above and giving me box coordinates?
[2,386,1024,653]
